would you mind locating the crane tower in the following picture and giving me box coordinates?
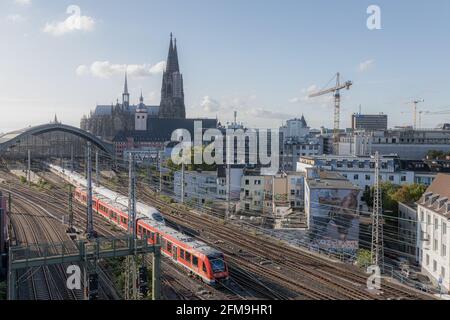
[309,73,352,154]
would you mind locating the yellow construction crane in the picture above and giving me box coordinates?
[309,72,352,151]
[405,99,424,129]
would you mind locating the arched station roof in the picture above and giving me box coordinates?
[0,123,113,154]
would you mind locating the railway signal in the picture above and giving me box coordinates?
[85,142,95,239]
[138,266,149,297]
[88,273,99,300]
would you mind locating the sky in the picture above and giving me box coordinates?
[1,0,450,133]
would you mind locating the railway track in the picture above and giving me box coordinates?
[18,166,433,300]
[3,170,233,300]
[129,179,433,300]
[7,191,82,300]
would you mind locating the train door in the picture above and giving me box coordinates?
[172,245,178,261]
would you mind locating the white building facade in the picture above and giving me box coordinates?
[417,174,450,293]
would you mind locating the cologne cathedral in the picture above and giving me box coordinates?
[80,33,188,142]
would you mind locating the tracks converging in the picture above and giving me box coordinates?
[1,165,434,300]
[6,189,83,300]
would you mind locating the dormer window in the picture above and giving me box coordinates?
[430,194,440,205]
[438,198,448,210]
[423,192,433,204]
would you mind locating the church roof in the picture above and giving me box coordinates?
[94,105,160,116]
[113,118,218,143]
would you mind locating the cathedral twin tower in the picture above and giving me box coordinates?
[122,33,186,119]
[159,33,186,119]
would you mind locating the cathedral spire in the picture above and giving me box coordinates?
[166,33,180,74]
[122,70,130,108]
[123,71,129,94]
[140,89,144,103]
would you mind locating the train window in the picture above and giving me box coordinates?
[202,262,207,273]
[193,256,198,267]
[138,225,142,234]
[150,232,155,239]
[185,252,191,263]
[162,239,167,250]
[180,249,185,260]
[167,242,172,253]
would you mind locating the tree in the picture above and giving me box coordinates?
[167,146,217,172]
[362,182,400,212]
[356,249,372,268]
[426,150,450,160]
[391,184,427,204]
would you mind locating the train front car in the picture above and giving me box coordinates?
[203,248,229,284]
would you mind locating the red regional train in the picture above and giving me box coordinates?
[74,187,229,284]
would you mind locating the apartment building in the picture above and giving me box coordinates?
[417,174,450,293]
[398,202,419,263]
[297,155,443,192]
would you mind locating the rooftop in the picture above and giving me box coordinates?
[307,171,360,190]
[418,173,450,217]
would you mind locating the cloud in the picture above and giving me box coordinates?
[289,84,319,103]
[76,61,166,78]
[6,14,26,23]
[75,65,89,76]
[246,108,294,120]
[43,6,95,36]
[358,59,374,72]
[14,0,31,6]
[201,96,221,113]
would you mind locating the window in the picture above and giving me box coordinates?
[443,222,447,235]
[185,251,192,263]
[193,256,198,267]
[401,176,406,182]
[245,180,249,185]
[433,260,437,272]
[353,174,359,180]
[442,267,446,279]
[426,254,430,266]
[365,175,371,181]
[435,218,439,230]
[442,244,447,257]
[180,249,185,260]
[389,175,394,181]
[434,239,438,251]
[167,242,172,253]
